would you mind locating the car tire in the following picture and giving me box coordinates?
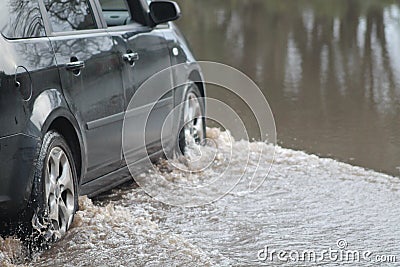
[178,83,206,155]
[28,130,78,245]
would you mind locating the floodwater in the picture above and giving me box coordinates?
[2,129,400,266]
[176,0,400,177]
[2,0,400,266]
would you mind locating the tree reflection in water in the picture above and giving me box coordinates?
[176,0,400,176]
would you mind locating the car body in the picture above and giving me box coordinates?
[0,0,205,235]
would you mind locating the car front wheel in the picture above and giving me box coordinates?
[178,83,206,155]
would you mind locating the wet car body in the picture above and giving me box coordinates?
[0,0,205,222]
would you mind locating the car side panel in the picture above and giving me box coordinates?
[0,35,67,217]
[106,25,174,165]
[48,32,125,183]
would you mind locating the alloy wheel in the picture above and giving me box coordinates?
[43,146,76,239]
[183,91,205,147]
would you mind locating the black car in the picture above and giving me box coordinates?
[0,0,206,241]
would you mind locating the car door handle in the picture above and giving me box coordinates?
[122,52,139,65]
[66,61,85,72]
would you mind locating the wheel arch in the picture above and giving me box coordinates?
[188,70,206,99]
[46,117,83,184]
[30,89,86,185]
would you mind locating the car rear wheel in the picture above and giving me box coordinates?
[29,131,78,245]
[178,83,206,155]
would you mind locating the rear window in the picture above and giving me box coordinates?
[0,0,45,39]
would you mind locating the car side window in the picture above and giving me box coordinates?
[98,0,150,27]
[0,0,45,39]
[98,0,131,27]
[43,0,98,32]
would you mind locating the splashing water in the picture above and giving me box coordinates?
[0,237,26,266]
[1,128,399,266]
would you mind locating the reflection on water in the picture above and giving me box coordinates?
[2,2,400,266]
[176,0,400,176]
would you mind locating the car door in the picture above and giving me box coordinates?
[41,0,125,182]
[97,0,174,164]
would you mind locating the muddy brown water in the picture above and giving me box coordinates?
[1,1,400,266]
[176,0,400,177]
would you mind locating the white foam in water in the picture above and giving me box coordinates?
[1,128,399,266]
[0,237,26,266]
[29,196,215,266]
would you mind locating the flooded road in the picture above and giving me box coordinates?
[2,129,400,266]
[176,0,400,177]
[2,0,400,266]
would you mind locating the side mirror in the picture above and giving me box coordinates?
[149,1,181,25]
